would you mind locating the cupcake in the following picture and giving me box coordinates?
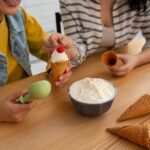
[50,47,69,83]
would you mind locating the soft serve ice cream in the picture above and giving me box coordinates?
[51,47,69,82]
[69,78,116,104]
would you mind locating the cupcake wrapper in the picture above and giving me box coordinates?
[51,61,69,83]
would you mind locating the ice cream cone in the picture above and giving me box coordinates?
[50,46,69,84]
[101,51,122,67]
[107,124,150,149]
[51,61,69,83]
[118,94,150,121]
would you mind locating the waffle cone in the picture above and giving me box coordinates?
[107,124,150,149]
[51,61,69,83]
[101,51,117,67]
[118,94,150,121]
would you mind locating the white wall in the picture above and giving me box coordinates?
[21,0,60,32]
[21,0,60,74]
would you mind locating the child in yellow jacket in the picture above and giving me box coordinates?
[0,0,71,122]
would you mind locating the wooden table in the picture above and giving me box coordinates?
[0,53,149,150]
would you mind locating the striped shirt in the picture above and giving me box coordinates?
[59,0,150,66]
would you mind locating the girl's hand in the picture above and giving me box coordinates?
[0,91,36,122]
[49,63,72,87]
[44,32,78,59]
[109,54,138,76]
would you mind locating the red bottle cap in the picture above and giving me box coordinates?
[56,47,64,53]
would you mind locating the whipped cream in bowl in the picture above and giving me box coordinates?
[68,77,117,116]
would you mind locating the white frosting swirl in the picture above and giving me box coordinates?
[51,50,69,63]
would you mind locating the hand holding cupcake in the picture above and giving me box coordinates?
[47,46,72,87]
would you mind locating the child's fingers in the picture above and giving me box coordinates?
[44,46,53,52]
[50,34,64,47]
[7,90,28,103]
[55,81,61,87]
[12,101,37,112]
[109,64,129,73]
[59,78,69,86]
[117,54,130,64]
[58,37,65,46]
[21,90,28,96]
[11,109,33,122]
[57,74,71,87]
[44,40,52,48]
[14,111,29,122]
[6,91,24,102]
[59,70,72,81]
[67,63,72,70]
[112,71,127,76]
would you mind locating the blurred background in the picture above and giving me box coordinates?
[21,0,145,75]
[22,0,60,33]
[21,0,60,75]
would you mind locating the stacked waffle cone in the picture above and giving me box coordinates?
[107,124,150,149]
[118,94,150,121]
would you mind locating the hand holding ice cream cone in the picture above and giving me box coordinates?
[101,51,139,76]
[49,46,70,86]
[101,51,122,67]
[45,33,79,86]
[45,32,78,60]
